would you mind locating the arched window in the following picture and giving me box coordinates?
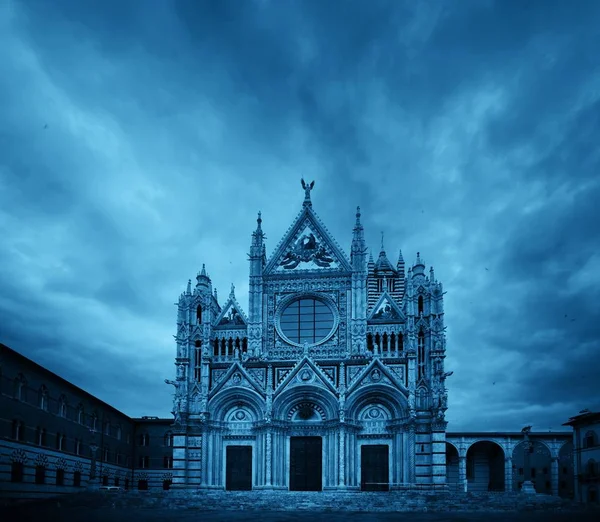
[196,305,202,324]
[56,433,65,451]
[242,338,248,353]
[588,459,597,477]
[12,420,25,441]
[139,433,149,446]
[90,413,98,431]
[367,333,374,352]
[35,464,46,484]
[116,426,122,440]
[418,295,424,315]
[36,427,47,446]
[13,374,27,401]
[58,395,68,418]
[585,431,598,448]
[11,462,24,483]
[38,385,48,411]
[164,432,173,447]
[418,330,426,380]
[77,404,85,424]
[398,332,404,352]
[104,421,111,436]
[213,339,219,357]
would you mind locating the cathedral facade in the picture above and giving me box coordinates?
[169,182,450,491]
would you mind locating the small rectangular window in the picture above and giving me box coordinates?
[56,468,65,486]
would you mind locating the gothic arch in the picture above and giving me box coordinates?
[346,384,408,420]
[210,387,264,422]
[272,385,339,422]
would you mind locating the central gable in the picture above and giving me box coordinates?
[264,206,352,274]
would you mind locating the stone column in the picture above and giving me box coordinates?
[459,456,467,492]
[551,457,559,496]
[505,456,513,493]
[265,431,272,487]
[407,423,416,483]
[339,429,346,487]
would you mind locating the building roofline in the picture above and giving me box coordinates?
[1,342,133,421]
[446,431,572,437]
[562,412,600,426]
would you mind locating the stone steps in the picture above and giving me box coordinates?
[47,490,599,513]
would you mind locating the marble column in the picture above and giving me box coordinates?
[505,456,513,492]
[459,456,467,492]
[265,431,272,487]
[407,424,416,483]
[339,429,346,487]
[551,457,559,496]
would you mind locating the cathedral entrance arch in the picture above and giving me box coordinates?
[361,444,389,491]
[289,436,322,491]
[226,445,252,491]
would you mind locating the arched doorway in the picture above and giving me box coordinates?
[558,441,574,499]
[512,440,552,494]
[466,441,505,492]
[445,442,460,492]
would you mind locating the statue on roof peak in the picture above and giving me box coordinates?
[301,178,315,207]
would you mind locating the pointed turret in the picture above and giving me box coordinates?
[350,206,368,353]
[248,211,266,356]
[374,233,395,273]
[430,266,435,282]
[196,264,211,289]
[413,252,425,277]
[213,287,218,304]
[351,206,367,271]
[186,279,192,295]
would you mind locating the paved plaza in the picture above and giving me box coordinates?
[3,506,600,522]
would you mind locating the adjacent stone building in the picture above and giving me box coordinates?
[563,411,600,503]
[0,343,174,502]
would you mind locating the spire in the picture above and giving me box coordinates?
[413,252,425,276]
[380,231,385,254]
[430,266,435,281]
[301,178,315,207]
[213,287,218,302]
[196,263,211,288]
[352,206,364,241]
[186,279,191,295]
[397,249,404,264]
[351,206,367,270]
[230,283,235,298]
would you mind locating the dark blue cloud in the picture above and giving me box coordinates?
[1,0,599,429]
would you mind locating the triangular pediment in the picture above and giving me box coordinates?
[368,291,405,323]
[347,358,407,395]
[214,293,248,328]
[209,362,265,398]
[274,356,338,396]
[264,206,352,274]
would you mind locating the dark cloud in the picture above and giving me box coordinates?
[1,0,599,429]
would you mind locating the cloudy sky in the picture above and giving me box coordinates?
[1,0,599,431]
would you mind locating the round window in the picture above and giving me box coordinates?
[279,297,335,345]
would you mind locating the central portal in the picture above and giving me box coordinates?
[361,444,389,491]
[289,436,322,491]
[226,445,252,491]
